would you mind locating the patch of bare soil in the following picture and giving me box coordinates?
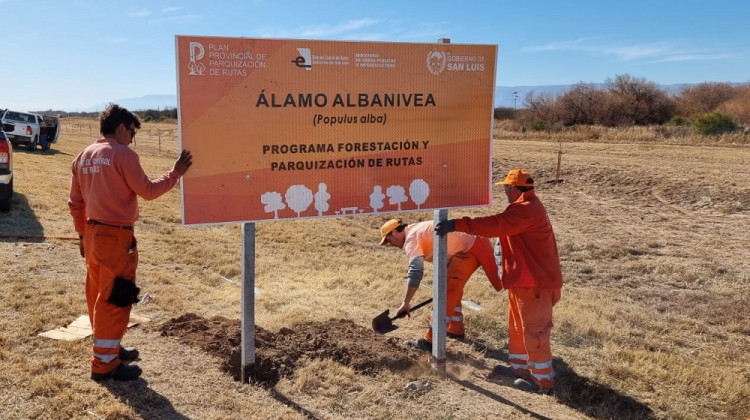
[159,313,422,387]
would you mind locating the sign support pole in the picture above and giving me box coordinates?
[431,37,451,372]
[240,222,256,383]
[432,208,448,372]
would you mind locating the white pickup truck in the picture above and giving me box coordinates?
[0,109,60,151]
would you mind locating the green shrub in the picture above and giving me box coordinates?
[667,116,691,127]
[692,112,737,135]
[528,118,547,131]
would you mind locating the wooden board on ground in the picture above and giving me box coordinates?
[38,313,151,341]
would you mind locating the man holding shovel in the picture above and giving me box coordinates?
[379,219,502,351]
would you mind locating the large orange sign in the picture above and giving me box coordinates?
[176,36,496,225]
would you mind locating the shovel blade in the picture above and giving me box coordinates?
[372,309,397,334]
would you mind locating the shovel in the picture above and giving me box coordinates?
[372,297,433,334]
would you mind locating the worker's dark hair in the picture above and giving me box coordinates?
[394,220,407,233]
[516,178,534,192]
[100,104,141,136]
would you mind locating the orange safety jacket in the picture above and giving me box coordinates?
[453,190,562,289]
[68,138,180,235]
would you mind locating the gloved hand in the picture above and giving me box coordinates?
[434,219,456,236]
[108,277,141,307]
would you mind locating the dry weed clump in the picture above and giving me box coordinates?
[494,121,750,145]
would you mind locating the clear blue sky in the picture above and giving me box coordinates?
[2,0,748,112]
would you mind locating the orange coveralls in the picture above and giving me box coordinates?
[401,221,501,342]
[69,138,180,375]
[454,189,563,388]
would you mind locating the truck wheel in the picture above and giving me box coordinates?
[26,135,38,151]
[0,178,11,212]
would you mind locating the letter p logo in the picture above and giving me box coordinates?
[188,42,205,75]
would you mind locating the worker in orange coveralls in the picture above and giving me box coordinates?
[68,104,193,381]
[380,219,502,352]
[435,169,563,394]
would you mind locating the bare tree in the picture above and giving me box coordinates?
[557,83,600,125]
[718,85,750,126]
[524,91,559,129]
[677,82,738,116]
[604,74,674,125]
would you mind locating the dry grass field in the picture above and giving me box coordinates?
[1,118,748,420]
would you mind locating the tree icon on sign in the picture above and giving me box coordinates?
[261,191,286,219]
[286,184,313,217]
[370,185,386,212]
[314,183,331,216]
[409,179,430,209]
[386,185,408,211]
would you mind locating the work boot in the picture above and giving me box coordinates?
[494,365,533,379]
[446,332,465,340]
[493,365,524,378]
[119,346,139,361]
[91,363,142,381]
[404,338,432,352]
[513,378,552,394]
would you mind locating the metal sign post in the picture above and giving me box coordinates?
[431,37,451,372]
[240,222,256,383]
[432,208,448,371]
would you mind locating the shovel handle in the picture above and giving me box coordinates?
[392,297,433,320]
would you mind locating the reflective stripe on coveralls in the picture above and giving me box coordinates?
[422,237,500,342]
[423,250,480,342]
[508,352,530,376]
[507,287,561,388]
[449,306,463,323]
[84,224,138,374]
[529,360,555,382]
[94,337,122,363]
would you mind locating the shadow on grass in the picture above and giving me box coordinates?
[453,378,553,420]
[102,378,191,420]
[11,144,71,157]
[471,340,654,420]
[270,389,322,420]
[467,338,509,363]
[0,191,44,241]
[554,359,655,420]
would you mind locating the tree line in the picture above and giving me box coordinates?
[496,75,750,135]
[55,107,178,122]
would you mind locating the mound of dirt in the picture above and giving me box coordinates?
[159,313,423,387]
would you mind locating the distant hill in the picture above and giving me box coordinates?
[84,95,177,112]
[83,83,745,112]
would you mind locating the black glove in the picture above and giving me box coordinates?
[108,277,140,308]
[434,219,456,236]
